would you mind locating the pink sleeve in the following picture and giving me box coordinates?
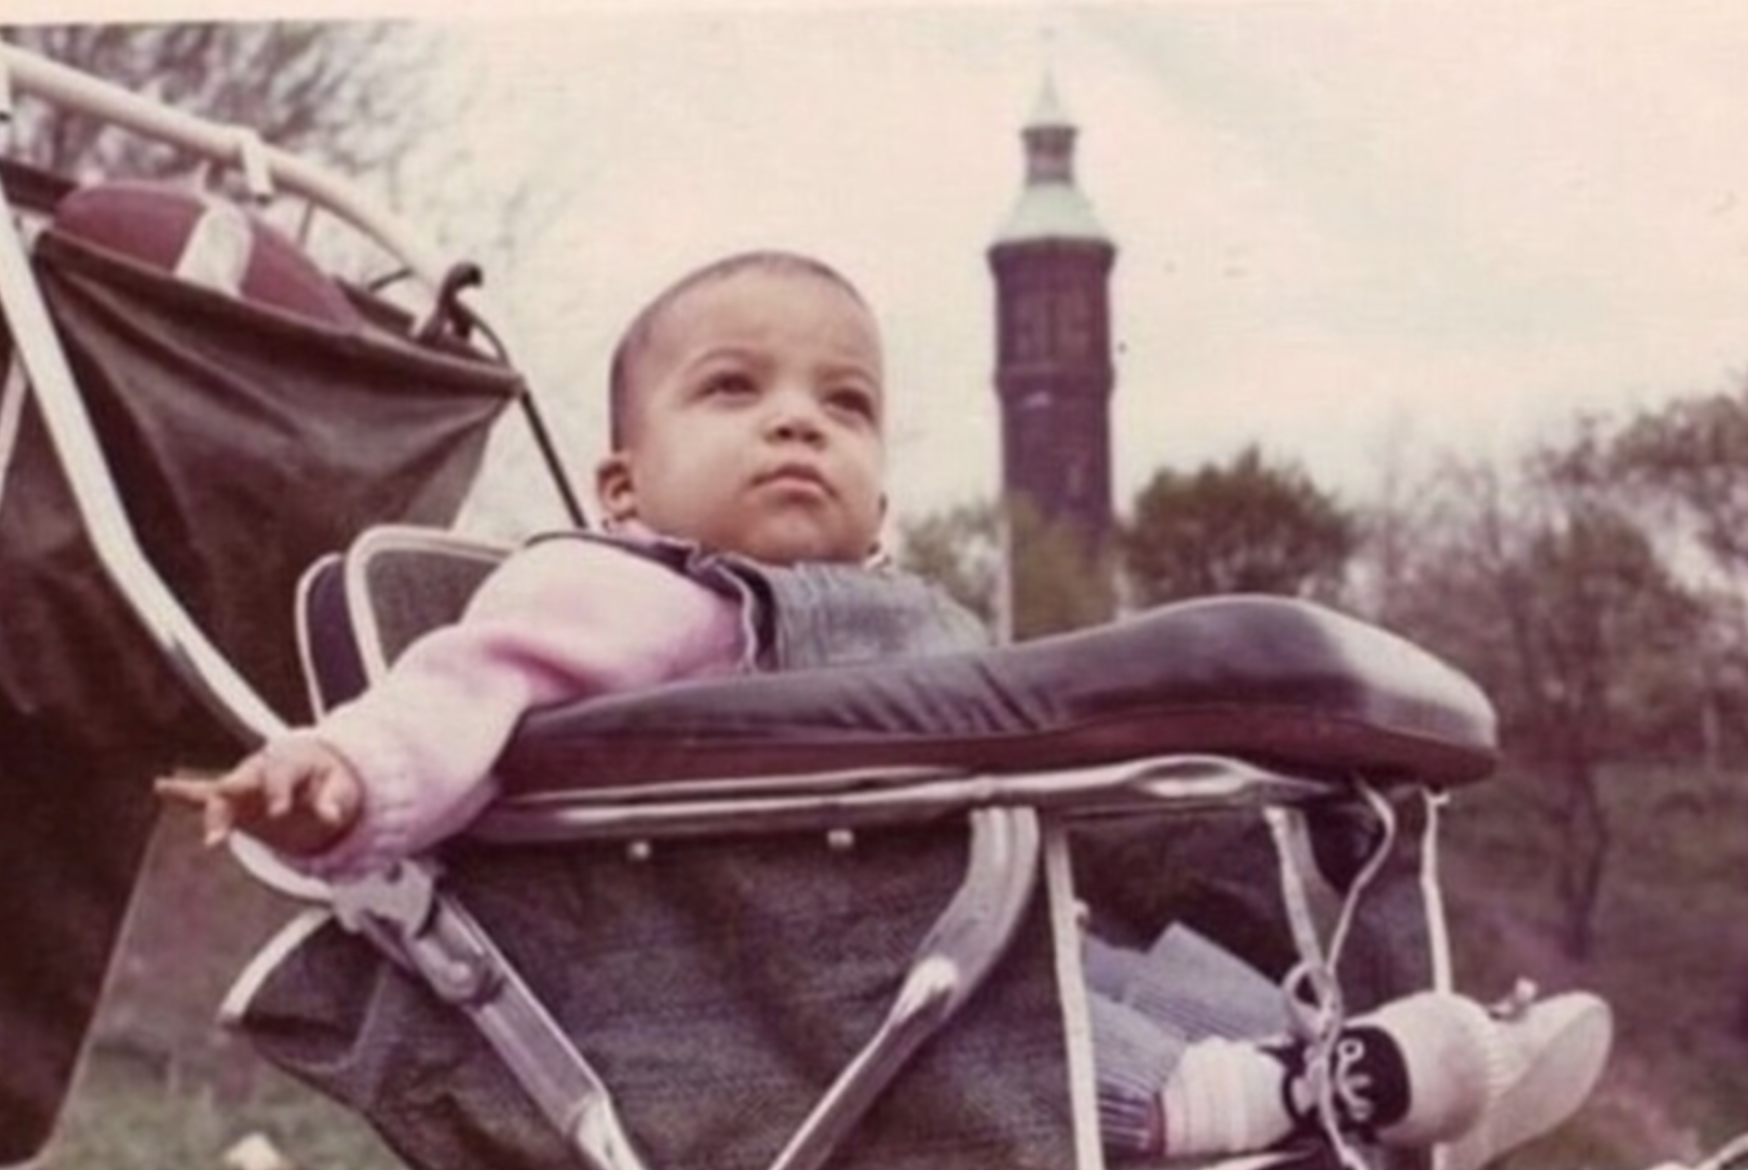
[284,538,747,877]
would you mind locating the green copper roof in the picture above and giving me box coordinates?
[994,74,1109,245]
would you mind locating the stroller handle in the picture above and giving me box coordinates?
[1,42,465,302]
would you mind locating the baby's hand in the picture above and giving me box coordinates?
[156,737,363,857]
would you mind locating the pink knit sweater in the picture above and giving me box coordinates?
[284,537,747,877]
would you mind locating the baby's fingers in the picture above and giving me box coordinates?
[154,775,213,808]
[257,752,312,818]
[312,774,349,825]
[154,774,235,848]
[201,792,237,848]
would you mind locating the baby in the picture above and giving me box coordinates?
[160,250,1607,1167]
[161,251,882,874]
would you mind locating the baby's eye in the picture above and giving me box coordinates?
[826,386,878,421]
[703,372,757,398]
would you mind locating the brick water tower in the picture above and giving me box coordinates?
[988,75,1117,633]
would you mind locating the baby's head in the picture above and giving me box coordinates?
[596,251,887,565]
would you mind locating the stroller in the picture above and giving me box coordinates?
[0,38,1645,1170]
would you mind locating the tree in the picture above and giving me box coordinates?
[1124,445,1357,607]
[1381,427,1701,956]
[6,23,435,187]
[3,22,470,292]
[1005,495,1118,640]
[895,495,1116,641]
[1612,386,1748,767]
[1515,502,1697,956]
[1613,384,1748,580]
[895,501,1002,634]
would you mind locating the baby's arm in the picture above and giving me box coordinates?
[163,539,744,877]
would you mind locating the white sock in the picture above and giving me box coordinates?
[1161,1037,1291,1155]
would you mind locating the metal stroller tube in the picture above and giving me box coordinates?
[329,862,654,1170]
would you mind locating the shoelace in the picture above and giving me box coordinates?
[1279,1027,1394,1135]
[1279,780,1401,1170]
[1326,1031,1389,1130]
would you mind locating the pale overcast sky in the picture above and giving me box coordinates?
[14,1,1748,530]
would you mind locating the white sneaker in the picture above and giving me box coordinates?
[1443,989,1614,1170]
[1160,991,1493,1157]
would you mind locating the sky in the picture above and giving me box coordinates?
[14,0,1748,531]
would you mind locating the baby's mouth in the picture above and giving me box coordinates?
[756,463,833,496]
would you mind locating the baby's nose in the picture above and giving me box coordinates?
[764,385,827,441]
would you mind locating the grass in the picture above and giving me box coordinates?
[31,815,402,1170]
[42,1056,400,1170]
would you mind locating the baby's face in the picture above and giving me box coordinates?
[597,267,886,564]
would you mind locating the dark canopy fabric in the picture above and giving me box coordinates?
[0,228,519,1161]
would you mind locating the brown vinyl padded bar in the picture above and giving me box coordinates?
[501,595,1499,795]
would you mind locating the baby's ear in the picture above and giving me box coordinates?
[594,453,638,524]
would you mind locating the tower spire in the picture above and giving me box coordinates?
[996,72,1108,244]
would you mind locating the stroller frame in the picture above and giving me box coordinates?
[1,39,1491,1170]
